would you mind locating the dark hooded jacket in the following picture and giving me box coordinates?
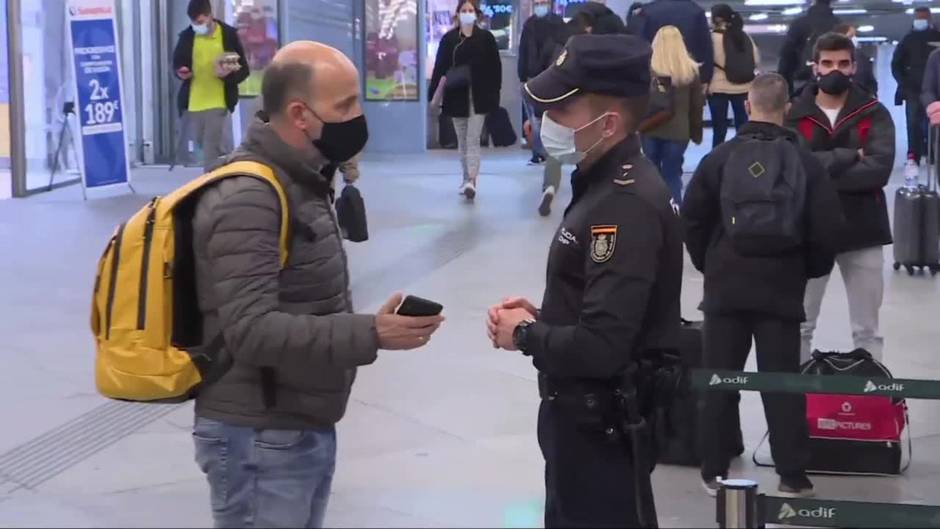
[682,122,843,320]
[786,84,895,253]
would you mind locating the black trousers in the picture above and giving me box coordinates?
[538,400,657,528]
[701,313,810,480]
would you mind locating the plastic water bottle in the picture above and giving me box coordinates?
[904,155,919,189]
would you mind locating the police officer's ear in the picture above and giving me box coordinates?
[744,100,752,118]
[600,112,623,138]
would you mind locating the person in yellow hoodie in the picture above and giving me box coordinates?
[173,0,249,170]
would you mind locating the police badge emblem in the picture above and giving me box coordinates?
[590,225,617,263]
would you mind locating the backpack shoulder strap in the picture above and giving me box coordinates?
[162,160,291,268]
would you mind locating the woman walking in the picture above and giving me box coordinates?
[429,0,502,201]
[643,25,704,203]
[709,4,760,147]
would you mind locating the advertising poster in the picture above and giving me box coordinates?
[66,0,130,190]
[426,0,454,80]
[365,0,419,101]
[0,0,9,167]
[234,0,279,98]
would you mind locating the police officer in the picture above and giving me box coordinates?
[487,34,683,528]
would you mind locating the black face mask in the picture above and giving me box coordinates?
[817,70,852,95]
[304,106,369,163]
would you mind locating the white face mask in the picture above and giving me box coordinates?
[534,5,550,18]
[192,22,210,36]
[459,12,477,27]
[540,112,611,165]
[851,36,859,47]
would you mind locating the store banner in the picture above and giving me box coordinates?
[66,0,130,190]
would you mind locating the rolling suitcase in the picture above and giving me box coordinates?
[655,320,743,466]
[484,107,517,147]
[892,127,940,275]
[438,114,457,149]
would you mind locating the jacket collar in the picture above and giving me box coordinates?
[789,83,879,131]
[571,134,642,197]
[241,114,333,196]
[737,121,798,142]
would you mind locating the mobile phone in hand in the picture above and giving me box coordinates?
[396,295,443,317]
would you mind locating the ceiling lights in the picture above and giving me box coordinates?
[858,25,875,32]
[833,8,867,15]
[749,13,769,21]
[781,6,803,15]
[905,7,940,14]
[744,0,805,6]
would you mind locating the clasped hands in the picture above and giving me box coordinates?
[486,297,538,351]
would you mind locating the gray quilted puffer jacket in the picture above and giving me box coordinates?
[192,117,378,430]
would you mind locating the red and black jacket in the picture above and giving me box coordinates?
[786,84,895,253]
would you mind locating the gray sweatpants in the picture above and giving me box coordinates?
[800,246,885,363]
[189,108,231,172]
[452,92,485,185]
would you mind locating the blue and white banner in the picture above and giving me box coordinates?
[66,0,130,190]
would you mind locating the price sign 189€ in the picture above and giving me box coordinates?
[83,78,119,126]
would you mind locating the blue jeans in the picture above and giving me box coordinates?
[193,416,337,529]
[708,93,748,148]
[523,97,546,157]
[642,136,688,203]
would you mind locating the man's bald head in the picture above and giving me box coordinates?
[262,41,361,122]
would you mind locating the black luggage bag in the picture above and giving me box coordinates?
[893,126,940,275]
[655,319,744,466]
[484,107,517,147]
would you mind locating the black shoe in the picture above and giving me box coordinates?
[778,474,815,498]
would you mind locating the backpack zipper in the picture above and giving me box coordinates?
[104,223,126,339]
[137,199,158,330]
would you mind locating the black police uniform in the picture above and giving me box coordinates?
[518,35,684,528]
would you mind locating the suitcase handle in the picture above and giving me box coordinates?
[931,126,939,193]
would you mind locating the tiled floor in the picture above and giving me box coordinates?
[1,143,939,528]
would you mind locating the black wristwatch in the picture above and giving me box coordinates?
[513,319,537,354]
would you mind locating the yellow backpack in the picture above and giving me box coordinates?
[92,161,290,402]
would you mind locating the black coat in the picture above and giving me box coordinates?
[637,0,713,84]
[855,50,878,98]
[518,14,566,82]
[682,122,843,321]
[891,27,940,96]
[172,20,249,117]
[777,5,840,87]
[787,85,895,253]
[521,136,683,379]
[429,27,502,118]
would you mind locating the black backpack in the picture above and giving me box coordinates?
[720,135,807,256]
[720,32,756,84]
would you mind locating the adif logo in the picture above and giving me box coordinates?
[864,380,905,393]
[778,503,837,520]
[709,374,748,386]
[778,503,798,520]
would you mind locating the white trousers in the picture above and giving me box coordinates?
[800,246,885,363]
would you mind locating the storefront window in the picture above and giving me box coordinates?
[364,0,420,101]
[232,0,279,98]
[480,0,513,50]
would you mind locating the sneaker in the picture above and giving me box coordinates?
[702,476,725,498]
[539,186,555,216]
[462,181,476,201]
[527,154,545,166]
[778,474,815,498]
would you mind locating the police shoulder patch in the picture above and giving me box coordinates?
[590,225,618,263]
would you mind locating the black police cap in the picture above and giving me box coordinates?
[524,34,652,108]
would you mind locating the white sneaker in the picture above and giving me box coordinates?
[539,186,556,216]
[462,181,476,201]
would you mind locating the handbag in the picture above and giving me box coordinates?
[444,64,471,91]
[335,184,369,243]
[639,76,676,133]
